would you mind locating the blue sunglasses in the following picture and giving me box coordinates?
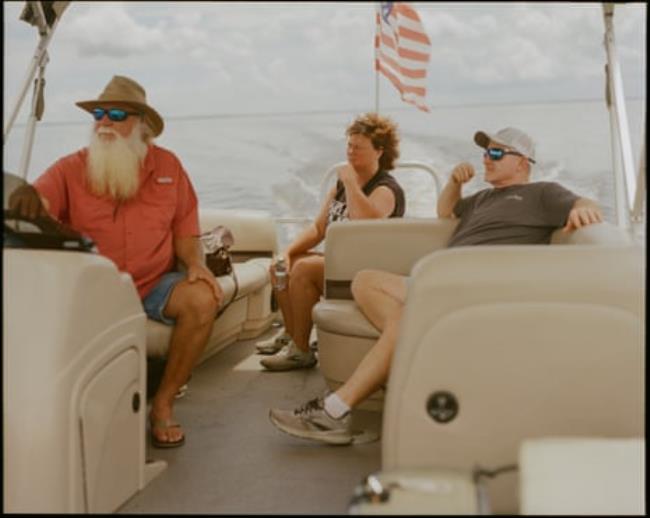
[92,107,141,122]
[484,147,536,164]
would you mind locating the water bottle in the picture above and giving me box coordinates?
[274,257,287,291]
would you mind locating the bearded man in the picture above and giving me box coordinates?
[10,75,223,448]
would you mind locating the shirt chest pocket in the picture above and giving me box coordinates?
[138,184,178,229]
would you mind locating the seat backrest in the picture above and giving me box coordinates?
[323,218,458,299]
[199,208,278,260]
[381,241,645,513]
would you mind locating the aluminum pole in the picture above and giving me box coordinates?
[602,4,638,221]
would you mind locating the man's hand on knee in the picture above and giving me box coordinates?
[186,263,224,307]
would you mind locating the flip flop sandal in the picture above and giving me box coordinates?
[150,418,186,449]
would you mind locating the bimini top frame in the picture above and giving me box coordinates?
[3,1,70,180]
[602,3,646,234]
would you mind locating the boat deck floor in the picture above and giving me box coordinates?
[118,326,382,514]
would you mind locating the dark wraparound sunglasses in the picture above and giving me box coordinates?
[92,108,141,122]
[484,147,536,164]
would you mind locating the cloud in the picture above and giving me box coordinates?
[61,3,166,57]
[415,3,639,97]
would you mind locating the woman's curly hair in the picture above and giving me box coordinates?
[346,112,400,171]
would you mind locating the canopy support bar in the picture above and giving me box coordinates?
[3,1,66,180]
[602,3,639,229]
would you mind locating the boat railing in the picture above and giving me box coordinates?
[316,160,443,203]
[272,160,444,250]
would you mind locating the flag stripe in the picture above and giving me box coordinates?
[377,62,426,96]
[379,64,430,112]
[399,26,430,46]
[380,32,397,50]
[380,28,431,54]
[377,49,426,79]
[398,46,430,63]
[394,3,421,23]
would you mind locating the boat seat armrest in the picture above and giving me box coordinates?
[550,221,633,245]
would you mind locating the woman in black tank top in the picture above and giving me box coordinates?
[259,113,406,371]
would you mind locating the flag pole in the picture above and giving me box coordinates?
[374,3,381,114]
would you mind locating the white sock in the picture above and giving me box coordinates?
[324,392,350,419]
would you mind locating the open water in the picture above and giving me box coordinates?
[4,99,645,246]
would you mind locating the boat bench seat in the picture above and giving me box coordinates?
[312,218,636,410]
[146,208,277,363]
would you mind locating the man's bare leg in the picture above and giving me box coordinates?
[267,269,408,443]
[336,269,408,408]
[150,279,219,443]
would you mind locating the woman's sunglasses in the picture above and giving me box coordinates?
[92,108,141,122]
[484,147,536,164]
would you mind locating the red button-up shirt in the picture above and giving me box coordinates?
[34,144,200,299]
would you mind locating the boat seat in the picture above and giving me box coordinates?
[146,208,277,363]
[379,226,644,513]
[313,219,636,411]
[313,218,458,410]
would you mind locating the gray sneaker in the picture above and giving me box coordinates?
[269,397,352,445]
[256,331,291,355]
[260,341,317,371]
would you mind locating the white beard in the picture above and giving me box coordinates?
[87,122,148,201]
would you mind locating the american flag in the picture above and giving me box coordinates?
[375,2,432,112]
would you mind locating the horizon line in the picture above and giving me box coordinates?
[9,96,646,128]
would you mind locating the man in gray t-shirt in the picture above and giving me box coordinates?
[440,126,602,246]
[265,127,604,446]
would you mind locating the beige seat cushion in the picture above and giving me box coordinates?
[312,300,379,338]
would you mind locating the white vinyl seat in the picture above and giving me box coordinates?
[378,224,644,514]
[146,208,278,363]
[339,221,643,515]
[519,437,645,515]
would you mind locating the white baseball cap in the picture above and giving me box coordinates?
[474,127,536,164]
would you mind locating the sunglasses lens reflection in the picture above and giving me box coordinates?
[486,148,504,160]
[92,108,129,121]
[108,109,128,121]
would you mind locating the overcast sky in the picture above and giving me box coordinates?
[3,1,647,125]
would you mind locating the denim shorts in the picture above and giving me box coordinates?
[142,271,187,325]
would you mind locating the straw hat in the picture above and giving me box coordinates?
[76,75,164,137]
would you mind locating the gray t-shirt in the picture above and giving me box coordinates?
[448,181,579,247]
